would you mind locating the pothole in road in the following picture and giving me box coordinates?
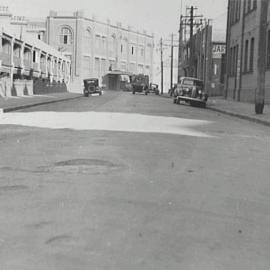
[0,185,28,193]
[45,234,74,246]
[44,158,123,175]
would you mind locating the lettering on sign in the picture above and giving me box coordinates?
[212,44,226,58]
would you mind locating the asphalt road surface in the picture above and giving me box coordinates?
[1,91,270,270]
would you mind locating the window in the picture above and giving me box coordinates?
[141,48,144,57]
[60,27,72,45]
[95,35,101,51]
[230,45,238,77]
[230,47,235,76]
[244,40,249,72]
[236,45,239,76]
[213,64,218,75]
[101,37,106,54]
[249,38,254,72]
[2,39,11,55]
[247,0,251,12]
[132,46,134,55]
[95,58,100,77]
[230,0,240,25]
[245,0,257,13]
[253,0,257,9]
[84,28,92,53]
[267,30,270,68]
[229,47,233,76]
[33,51,36,63]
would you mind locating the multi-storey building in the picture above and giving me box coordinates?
[225,0,270,104]
[179,23,226,96]
[0,6,71,98]
[45,10,155,91]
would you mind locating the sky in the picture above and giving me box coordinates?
[3,0,227,40]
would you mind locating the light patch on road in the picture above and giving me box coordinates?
[0,111,212,137]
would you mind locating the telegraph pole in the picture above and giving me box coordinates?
[181,6,203,77]
[189,6,194,77]
[178,15,183,81]
[255,0,268,114]
[170,33,174,90]
[160,38,164,95]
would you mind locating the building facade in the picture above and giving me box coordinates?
[179,23,226,96]
[225,0,270,104]
[0,6,71,97]
[45,10,155,91]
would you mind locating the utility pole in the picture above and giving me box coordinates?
[189,6,194,77]
[224,0,231,99]
[170,33,174,90]
[160,38,164,95]
[181,6,203,77]
[178,15,183,82]
[255,0,268,114]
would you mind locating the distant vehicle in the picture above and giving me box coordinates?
[149,83,160,95]
[83,78,102,97]
[173,77,208,108]
[131,74,149,95]
[120,74,132,92]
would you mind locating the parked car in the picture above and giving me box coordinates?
[149,83,160,95]
[173,77,208,108]
[83,78,102,97]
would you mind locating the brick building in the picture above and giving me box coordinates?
[45,10,154,91]
[179,23,226,96]
[225,0,270,104]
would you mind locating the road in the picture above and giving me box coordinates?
[0,91,270,270]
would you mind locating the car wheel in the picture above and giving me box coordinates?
[84,93,89,97]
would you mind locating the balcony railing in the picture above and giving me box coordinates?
[23,59,31,69]
[33,63,39,71]
[13,56,21,67]
[0,52,11,66]
[40,63,46,73]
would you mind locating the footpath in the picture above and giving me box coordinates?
[207,97,270,127]
[0,92,83,113]
[161,93,270,127]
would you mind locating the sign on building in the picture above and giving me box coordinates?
[212,44,226,59]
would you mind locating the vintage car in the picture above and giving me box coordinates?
[131,74,149,95]
[173,77,208,108]
[149,83,160,95]
[83,78,102,97]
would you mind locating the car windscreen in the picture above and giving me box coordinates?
[183,79,203,88]
[120,75,130,83]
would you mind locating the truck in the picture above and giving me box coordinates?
[131,74,149,95]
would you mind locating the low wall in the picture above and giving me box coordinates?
[0,77,12,97]
[13,80,33,96]
[0,78,34,98]
[33,78,68,95]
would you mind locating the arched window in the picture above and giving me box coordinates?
[60,27,73,45]
[84,28,92,53]
[109,34,117,58]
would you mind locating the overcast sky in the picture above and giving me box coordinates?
[4,0,227,39]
